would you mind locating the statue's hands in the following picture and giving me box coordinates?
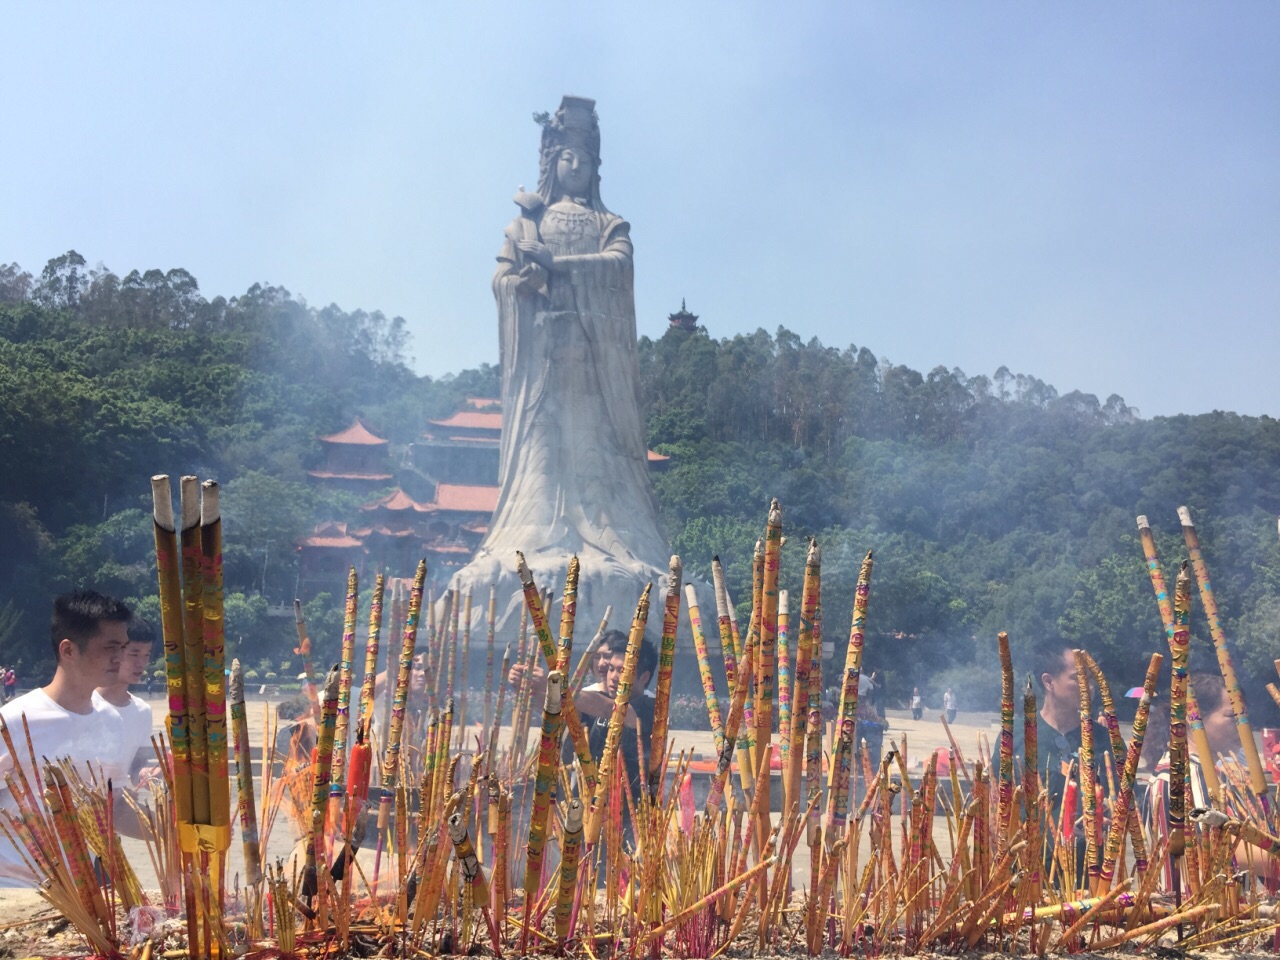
[516,239,555,270]
[516,264,548,294]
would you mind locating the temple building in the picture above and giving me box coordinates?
[305,419,395,493]
[298,398,670,594]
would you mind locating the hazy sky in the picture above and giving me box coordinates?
[4,4,1277,418]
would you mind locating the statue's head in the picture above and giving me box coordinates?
[536,95,607,211]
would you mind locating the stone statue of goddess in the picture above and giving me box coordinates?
[450,96,669,620]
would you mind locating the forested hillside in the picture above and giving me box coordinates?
[2,252,1278,720]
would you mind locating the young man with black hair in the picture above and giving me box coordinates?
[94,614,157,782]
[509,628,659,801]
[0,590,133,885]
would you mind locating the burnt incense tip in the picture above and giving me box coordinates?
[754,538,764,556]
[200,480,219,525]
[151,476,175,530]
[293,599,304,623]
[712,554,720,564]
[1177,505,1194,527]
[768,498,782,522]
[1136,515,1150,530]
[323,663,341,698]
[515,551,531,582]
[565,797,584,831]
[179,476,201,530]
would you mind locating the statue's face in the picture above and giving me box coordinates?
[555,146,592,198]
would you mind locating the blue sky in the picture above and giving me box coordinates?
[3,3,1277,418]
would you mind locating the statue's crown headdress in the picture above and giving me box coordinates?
[536,95,601,164]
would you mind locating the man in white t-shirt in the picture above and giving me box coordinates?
[94,614,157,782]
[0,590,132,887]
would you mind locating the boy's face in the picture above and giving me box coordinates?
[63,621,128,687]
[598,652,651,698]
[118,642,152,685]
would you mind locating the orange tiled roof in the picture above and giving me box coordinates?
[433,483,499,513]
[362,488,427,512]
[647,450,670,463]
[426,542,473,556]
[318,419,388,446]
[301,521,364,549]
[427,411,503,431]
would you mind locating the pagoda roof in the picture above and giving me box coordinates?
[425,542,473,556]
[427,410,502,432]
[432,483,499,513]
[362,488,428,512]
[319,419,388,446]
[300,521,364,549]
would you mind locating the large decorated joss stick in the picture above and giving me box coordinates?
[373,558,426,896]
[558,557,581,677]
[515,553,598,795]
[567,605,611,695]
[199,480,230,840]
[1136,516,1222,796]
[305,664,341,898]
[151,475,192,825]
[358,574,385,729]
[1082,650,1150,871]
[1178,505,1269,807]
[229,660,262,886]
[1020,674,1042,930]
[1074,649,1100,887]
[1099,651,1162,889]
[483,583,497,736]
[786,541,819,817]
[330,566,359,801]
[1169,562,1192,861]
[705,616,755,817]
[522,671,564,953]
[648,555,682,799]
[711,557,738,695]
[485,645,511,775]
[829,546,869,827]
[685,583,725,755]
[777,589,792,768]
[455,587,473,748]
[996,632,1015,860]
[554,799,584,949]
[445,587,461,701]
[754,500,782,778]
[447,811,501,953]
[585,583,651,846]
[179,477,211,827]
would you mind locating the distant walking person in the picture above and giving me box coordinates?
[910,687,923,721]
[942,687,957,724]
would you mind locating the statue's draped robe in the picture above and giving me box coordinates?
[473,197,668,585]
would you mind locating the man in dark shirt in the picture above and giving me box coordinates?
[997,637,1108,883]
[573,631,658,801]
[509,629,658,799]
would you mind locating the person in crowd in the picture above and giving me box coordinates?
[4,667,15,702]
[0,590,133,886]
[910,687,923,721]
[94,614,157,782]
[1139,671,1272,876]
[508,629,658,801]
[942,687,957,724]
[274,692,318,764]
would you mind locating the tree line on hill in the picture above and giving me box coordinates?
[2,252,1278,725]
